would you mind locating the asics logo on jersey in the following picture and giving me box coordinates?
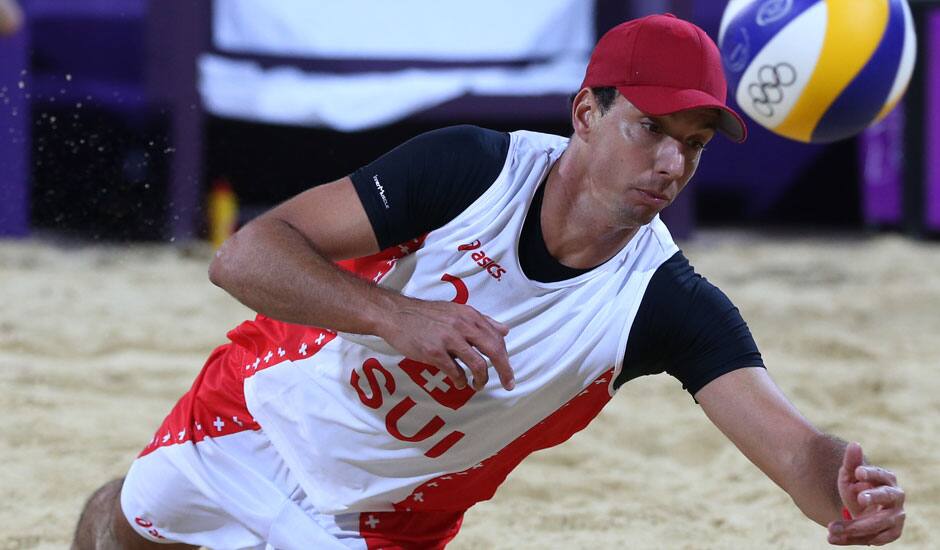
[457,240,482,251]
[457,240,507,281]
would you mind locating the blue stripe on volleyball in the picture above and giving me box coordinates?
[811,0,906,143]
[721,0,820,91]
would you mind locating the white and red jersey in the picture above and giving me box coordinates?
[230,130,678,514]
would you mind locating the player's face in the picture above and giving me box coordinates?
[587,95,718,227]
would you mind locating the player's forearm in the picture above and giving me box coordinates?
[209,216,400,336]
[786,432,848,526]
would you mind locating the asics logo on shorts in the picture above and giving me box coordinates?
[134,517,166,540]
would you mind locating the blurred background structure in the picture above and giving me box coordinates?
[1,0,939,242]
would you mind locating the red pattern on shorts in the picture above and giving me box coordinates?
[139,237,426,458]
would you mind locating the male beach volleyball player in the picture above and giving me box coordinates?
[74,14,905,549]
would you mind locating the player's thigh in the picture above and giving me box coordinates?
[112,488,196,550]
[120,443,267,548]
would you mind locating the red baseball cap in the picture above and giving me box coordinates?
[581,13,747,142]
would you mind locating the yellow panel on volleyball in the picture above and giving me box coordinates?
[773,0,889,142]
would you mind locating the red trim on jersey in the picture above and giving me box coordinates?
[359,510,463,550]
[389,369,615,512]
[138,238,426,458]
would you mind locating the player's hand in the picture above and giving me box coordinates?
[827,442,905,546]
[378,296,513,392]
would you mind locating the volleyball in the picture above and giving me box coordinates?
[718,0,917,143]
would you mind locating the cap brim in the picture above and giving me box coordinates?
[615,85,747,143]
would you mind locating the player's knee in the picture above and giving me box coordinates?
[72,478,125,549]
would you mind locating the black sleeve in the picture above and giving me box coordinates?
[349,125,511,249]
[615,251,765,398]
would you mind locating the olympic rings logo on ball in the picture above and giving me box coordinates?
[748,63,797,117]
[756,0,793,26]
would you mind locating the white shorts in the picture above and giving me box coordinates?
[121,429,362,549]
[120,344,463,549]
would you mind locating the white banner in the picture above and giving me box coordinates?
[213,0,594,60]
[204,1,594,129]
[199,54,587,131]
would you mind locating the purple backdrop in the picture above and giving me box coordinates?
[0,25,29,236]
[927,9,940,231]
[860,105,905,226]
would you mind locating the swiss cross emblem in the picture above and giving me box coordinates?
[398,358,475,411]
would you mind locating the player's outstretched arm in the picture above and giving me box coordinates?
[209,176,513,391]
[694,367,905,545]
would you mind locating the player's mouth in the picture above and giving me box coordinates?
[634,188,670,206]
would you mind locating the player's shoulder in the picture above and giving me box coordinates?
[651,250,698,288]
[642,250,715,309]
[508,128,570,153]
[411,124,510,160]
[645,250,738,321]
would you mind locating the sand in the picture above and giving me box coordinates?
[1,231,938,549]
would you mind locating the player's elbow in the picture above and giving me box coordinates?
[208,241,234,290]
[208,249,228,289]
[208,222,256,291]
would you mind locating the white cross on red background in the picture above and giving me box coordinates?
[213,417,225,431]
[420,369,450,393]
[365,515,380,529]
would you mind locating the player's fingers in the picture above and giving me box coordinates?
[428,350,468,390]
[483,315,510,336]
[840,442,864,483]
[450,345,489,391]
[867,526,904,546]
[858,486,905,508]
[856,465,898,487]
[468,323,514,391]
[829,524,903,547]
[832,509,903,540]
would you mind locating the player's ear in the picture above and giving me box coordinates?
[571,88,596,140]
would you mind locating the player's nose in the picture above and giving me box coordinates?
[655,138,685,180]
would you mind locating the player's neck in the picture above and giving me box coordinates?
[540,150,640,270]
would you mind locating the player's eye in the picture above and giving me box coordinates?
[641,121,662,134]
[687,139,707,151]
